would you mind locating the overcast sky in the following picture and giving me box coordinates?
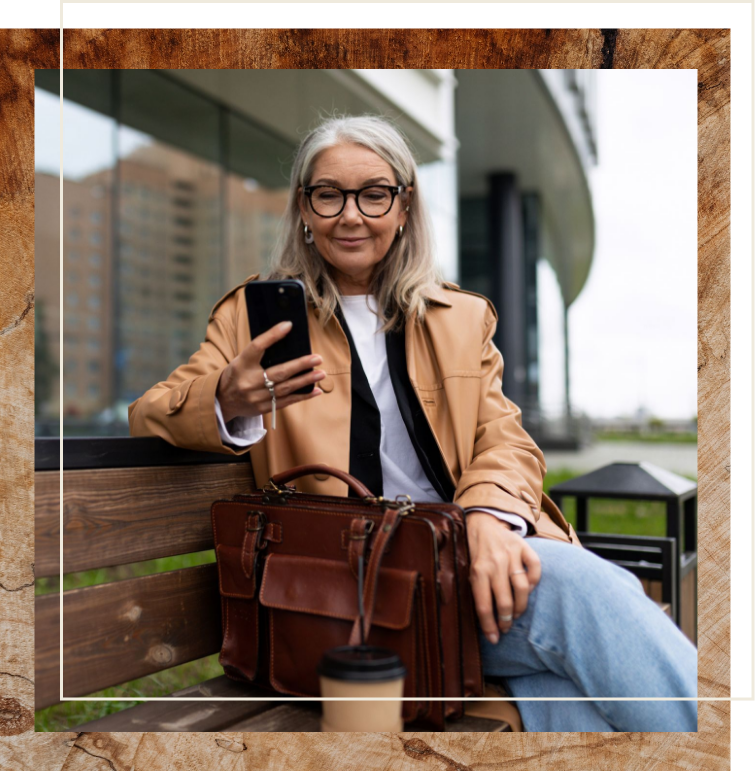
[36,71,697,421]
[568,70,698,420]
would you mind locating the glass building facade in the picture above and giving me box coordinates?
[35,70,296,437]
[36,68,595,446]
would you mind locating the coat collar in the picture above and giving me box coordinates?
[237,274,453,308]
[309,284,454,316]
[423,283,453,308]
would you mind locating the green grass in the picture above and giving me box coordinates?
[35,653,224,731]
[35,549,217,596]
[37,468,698,731]
[35,549,222,731]
[594,431,697,444]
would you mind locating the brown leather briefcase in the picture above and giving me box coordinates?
[211,463,484,730]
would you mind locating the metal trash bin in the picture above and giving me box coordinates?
[550,462,697,643]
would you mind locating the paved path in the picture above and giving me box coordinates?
[543,441,698,478]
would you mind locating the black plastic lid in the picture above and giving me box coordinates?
[317,646,406,682]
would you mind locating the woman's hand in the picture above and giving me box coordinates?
[217,321,326,423]
[466,512,542,644]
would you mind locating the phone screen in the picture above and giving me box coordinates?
[245,279,314,394]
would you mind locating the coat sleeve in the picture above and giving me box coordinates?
[452,303,546,533]
[128,312,251,456]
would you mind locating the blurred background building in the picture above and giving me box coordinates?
[35,68,600,447]
[35,70,696,458]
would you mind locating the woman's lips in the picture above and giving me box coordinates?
[333,237,368,247]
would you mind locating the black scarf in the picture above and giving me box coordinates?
[333,303,456,503]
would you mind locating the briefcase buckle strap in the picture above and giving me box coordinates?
[348,519,375,541]
[261,479,296,504]
[364,493,415,516]
[348,506,404,646]
[241,510,270,585]
[348,518,375,580]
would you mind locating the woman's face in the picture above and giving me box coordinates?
[298,143,410,295]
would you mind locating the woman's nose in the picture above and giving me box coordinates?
[340,194,363,223]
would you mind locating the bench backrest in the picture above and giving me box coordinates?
[35,437,255,710]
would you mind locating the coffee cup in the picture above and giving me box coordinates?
[318,645,406,732]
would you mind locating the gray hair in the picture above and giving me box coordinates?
[266,114,443,331]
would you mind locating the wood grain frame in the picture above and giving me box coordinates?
[0,27,730,769]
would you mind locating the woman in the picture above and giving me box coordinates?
[129,115,697,731]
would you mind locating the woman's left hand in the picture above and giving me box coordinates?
[466,512,542,644]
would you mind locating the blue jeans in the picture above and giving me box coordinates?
[479,537,698,732]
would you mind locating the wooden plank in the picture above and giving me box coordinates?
[72,695,275,733]
[35,593,61,710]
[230,704,322,732]
[36,463,255,577]
[172,674,275,699]
[35,471,61,578]
[229,703,508,733]
[73,674,509,733]
[174,677,509,732]
[61,565,222,698]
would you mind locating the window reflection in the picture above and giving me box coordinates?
[59,100,116,430]
[116,125,222,406]
[35,71,296,437]
[34,86,61,435]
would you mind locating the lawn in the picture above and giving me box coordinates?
[36,466,696,731]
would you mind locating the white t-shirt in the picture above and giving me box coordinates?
[214,294,527,535]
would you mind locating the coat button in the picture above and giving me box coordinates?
[319,376,334,393]
[314,473,328,481]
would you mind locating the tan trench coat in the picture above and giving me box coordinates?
[128,275,578,545]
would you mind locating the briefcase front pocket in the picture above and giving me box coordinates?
[216,543,261,682]
[258,553,429,720]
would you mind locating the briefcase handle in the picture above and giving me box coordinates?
[270,463,375,499]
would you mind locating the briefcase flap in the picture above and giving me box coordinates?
[259,553,418,630]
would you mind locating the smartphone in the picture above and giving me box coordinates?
[244,279,314,395]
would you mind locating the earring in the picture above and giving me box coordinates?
[304,223,314,244]
[397,225,404,239]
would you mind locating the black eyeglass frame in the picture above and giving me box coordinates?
[302,184,408,218]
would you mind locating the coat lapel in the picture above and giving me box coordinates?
[385,324,456,501]
[404,294,459,487]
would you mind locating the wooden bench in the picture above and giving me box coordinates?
[34,437,510,732]
[35,437,676,732]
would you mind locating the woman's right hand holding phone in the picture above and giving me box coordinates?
[216,321,325,422]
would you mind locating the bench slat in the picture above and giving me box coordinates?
[175,675,510,732]
[230,705,509,732]
[72,674,510,732]
[72,695,274,732]
[36,463,255,577]
[35,471,60,579]
[37,565,223,705]
[35,593,61,710]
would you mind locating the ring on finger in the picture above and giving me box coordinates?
[262,370,277,430]
[498,614,513,623]
[510,569,527,576]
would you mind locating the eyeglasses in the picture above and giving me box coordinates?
[303,185,406,218]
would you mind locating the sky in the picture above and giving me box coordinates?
[36,70,698,421]
[567,70,698,420]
